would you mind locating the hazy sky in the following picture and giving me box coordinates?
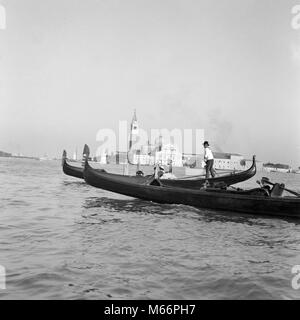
[0,0,299,165]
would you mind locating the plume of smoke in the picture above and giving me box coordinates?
[155,90,233,154]
[206,107,233,153]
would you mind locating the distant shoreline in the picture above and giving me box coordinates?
[0,155,39,161]
[1,155,299,174]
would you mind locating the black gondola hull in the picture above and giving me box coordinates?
[62,160,84,179]
[83,161,300,219]
[62,149,257,189]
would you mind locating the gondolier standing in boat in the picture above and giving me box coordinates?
[203,141,216,179]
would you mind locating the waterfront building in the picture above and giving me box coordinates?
[106,151,128,164]
[155,144,183,167]
[99,151,108,164]
[213,152,245,170]
[112,110,264,171]
[127,111,183,166]
[133,153,155,166]
[182,152,262,171]
[263,163,291,173]
[0,150,12,157]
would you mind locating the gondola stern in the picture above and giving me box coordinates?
[83,144,89,158]
[245,155,256,176]
[62,150,67,167]
[82,144,92,180]
[82,144,90,165]
[252,155,257,174]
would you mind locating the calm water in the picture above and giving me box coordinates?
[0,158,300,300]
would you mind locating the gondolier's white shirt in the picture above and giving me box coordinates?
[204,147,214,161]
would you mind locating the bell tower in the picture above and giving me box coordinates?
[129,109,139,150]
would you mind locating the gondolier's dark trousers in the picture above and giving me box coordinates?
[205,159,216,179]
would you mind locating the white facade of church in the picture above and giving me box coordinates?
[155,144,183,167]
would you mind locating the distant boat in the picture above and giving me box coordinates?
[39,154,51,161]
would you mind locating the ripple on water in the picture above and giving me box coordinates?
[1,159,300,299]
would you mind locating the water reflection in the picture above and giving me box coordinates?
[82,196,300,227]
[62,181,86,187]
[2,157,300,299]
[83,196,176,215]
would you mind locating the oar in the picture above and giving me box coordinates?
[176,171,233,180]
[176,173,207,180]
[261,177,300,197]
[228,185,239,190]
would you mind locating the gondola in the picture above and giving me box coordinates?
[62,149,154,183]
[82,145,300,219]
[62,147,257,189]
[161,156,256,189]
